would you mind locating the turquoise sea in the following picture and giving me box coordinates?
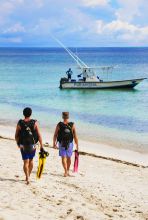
[0,47,148,152]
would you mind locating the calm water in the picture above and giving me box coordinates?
[0,47,148,152]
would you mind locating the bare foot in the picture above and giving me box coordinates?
[26,177,30,185]
[64,173,67,177]
[67,173,74,177]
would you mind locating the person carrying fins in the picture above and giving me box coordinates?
[15,107,44,185]
[53,112,79,177]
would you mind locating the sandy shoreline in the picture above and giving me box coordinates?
[0,124,147,167]
[1,117,148,154]
[0,137,148,220]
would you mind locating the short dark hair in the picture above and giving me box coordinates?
[23,107,32,118]
[62,112,69,119]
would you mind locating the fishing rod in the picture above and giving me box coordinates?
[50,34,88,68]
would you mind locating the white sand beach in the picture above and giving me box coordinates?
[0,127,148,220]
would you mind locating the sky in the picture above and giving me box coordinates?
[0,0,148,47]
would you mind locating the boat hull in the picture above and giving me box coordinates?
[60,78,146,89]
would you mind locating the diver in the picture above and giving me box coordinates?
[53,112,79,177]
[15,107,43,185]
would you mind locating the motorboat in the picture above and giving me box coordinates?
[60,67,146,89]
[52,36,146,90]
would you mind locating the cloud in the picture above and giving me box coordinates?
[3,23,25,34]
[0,0,148,46]
[31,5,95,38]
[33,18,61,35]
[0,36,22,43]
[103,20,137,33]
[0,0,24,26]
[95,19,148,45]
[119,26,148,42]
[82,0,110,7]
[115,0,147,22]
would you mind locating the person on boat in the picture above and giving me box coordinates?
[53,112,79,177]
[66,68,73,81]
[15,107,43,185]
[83,69,87,82]
[77,69,87,81]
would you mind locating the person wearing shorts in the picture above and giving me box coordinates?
[53,112,78,177]
[20,144,36,160]
[15,107,43,185]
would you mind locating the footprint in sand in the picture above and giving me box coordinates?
[46,198,51,201]
[115,204,121,207]
[105,213,113,218]
[135,210,143,214]
[57,200,63,205]
[76,216,85,220]
[15,175,19,178]
[113,208,118,212]
[67,209,73,215]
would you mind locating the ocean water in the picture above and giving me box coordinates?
[0,47,148,152]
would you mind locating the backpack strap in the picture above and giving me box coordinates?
[67,122,74,129]
[58,122,74,130]
[18,119,23,127]
[58,121,63,128]
[68,122,74,139]
[29,119,37,130]
[18,119,36,130]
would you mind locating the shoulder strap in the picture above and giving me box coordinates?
[58,122,64,129]
[18,119,36,129]
[30,119,36,127]
[18,119,24,127]
[58,122,74,130]
[69,122,74,127]
[67,122,74,129]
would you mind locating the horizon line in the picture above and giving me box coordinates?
[0,46,148,48]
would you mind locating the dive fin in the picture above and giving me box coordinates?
[36,149,49,179]
[73,150,79,173]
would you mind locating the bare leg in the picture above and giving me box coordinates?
[67,157,71,176]
[62,157,67,177]
[23,160,30,184]
[29,159,33,176]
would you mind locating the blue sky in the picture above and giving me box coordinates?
[0,0,148,47]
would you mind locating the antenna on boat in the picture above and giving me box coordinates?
[50,34,88,69]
